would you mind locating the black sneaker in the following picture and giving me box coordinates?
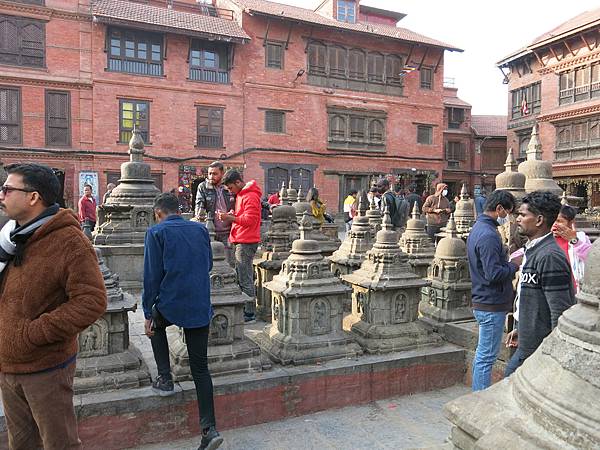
[152,375,175,397]
[198,426,223,450]
[244,313,256,324]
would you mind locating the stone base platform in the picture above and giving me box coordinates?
[0,342,465,449]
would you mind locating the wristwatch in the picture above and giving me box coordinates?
[570,237,579,245]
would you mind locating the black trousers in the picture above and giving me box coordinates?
[504,347,529,377]
[150,319,216,430]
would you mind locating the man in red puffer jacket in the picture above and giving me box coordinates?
[217,169,262,323]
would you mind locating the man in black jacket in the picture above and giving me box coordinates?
[467,190,518,391]
[377,178,408,230]
[195,161,234,265]
[504,191,575,377]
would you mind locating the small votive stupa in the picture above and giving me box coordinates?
[419,215,472,326]
[169,217,267,377]
[342,208,440,353]
[518,124,563,195]
[256,213,362,365]
[330,191,373,277]
[453,184,475,236]
[399,203,436,278]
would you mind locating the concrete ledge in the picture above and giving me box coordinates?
[0,344,465,450]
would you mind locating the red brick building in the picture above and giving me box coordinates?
[1,0,472,212]
[498,7,600,207]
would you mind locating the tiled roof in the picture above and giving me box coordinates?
[498,7,600,65]
[471,115,507,137]
[443,96,471,108]
[92,0,250,43]
[230,0,462,51]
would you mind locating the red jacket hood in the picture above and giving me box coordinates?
[239,180,262,198]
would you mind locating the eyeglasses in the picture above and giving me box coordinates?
[0,186,35,196]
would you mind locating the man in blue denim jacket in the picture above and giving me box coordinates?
[467,190,518,391]
[142,192,223,450]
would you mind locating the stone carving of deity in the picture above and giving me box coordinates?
[210,314,228,341]
[211,275,224,289]
[393,293,407,323]
[312,299,329,335]
[136,211,149,228]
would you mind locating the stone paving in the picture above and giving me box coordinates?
[129,385,468,450]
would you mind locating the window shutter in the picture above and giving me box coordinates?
[265,110,285,133]
[266,43,282,69]
[460,142,466,160]
[197,106,223,147]
[46,90,70,146]
[0,87,21,144]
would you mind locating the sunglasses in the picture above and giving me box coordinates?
[0,186,35,195]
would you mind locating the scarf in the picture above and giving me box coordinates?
[3,204,60,269]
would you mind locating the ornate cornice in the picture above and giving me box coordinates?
[538,104,600,123]
[0,73,92,89]
[0,1,91,22]
[538,48,600,75]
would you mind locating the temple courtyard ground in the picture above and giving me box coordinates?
[130,385,468,450]
[126,307,469,449]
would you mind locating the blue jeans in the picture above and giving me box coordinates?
[472,310,506,391]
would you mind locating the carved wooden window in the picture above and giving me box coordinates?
[328,46,347,78]
[348,49,365,80]
[265,42,283,69]
[511,82,541,118]
[328,109,386,150]
[45,90,70,147]
[557,126,571,148]
[0,86,21,144]
[265,110,285,133]
[590,120,600,143]
[108,28,162,76]
[554,116,600,160]
[448,107,465,129]
[446,141,466,162]
[385,55,403,86]
[367,52,384,83]
[417,125,433,145]
[197,106,223,148]
[308,41,327,75]
[190,40,229,83]
[572,122,588,145]
[0,15,45,68]
[119,99,149,143]
[420,67,433,89]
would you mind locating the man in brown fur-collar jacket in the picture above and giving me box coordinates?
[0,163,107,450]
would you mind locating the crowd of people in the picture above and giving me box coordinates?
[0,161,592,449]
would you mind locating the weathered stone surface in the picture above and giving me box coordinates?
[93,130,159,291]
[444,231,600,449]
[366,194,382,238]
[254,205,299,321]
[495,147,526,201]
[255,213,362,365]
[453,184,475,237]
[419,215,472,326]
[169,222,268,377]
[330,191,373,277]
[75,248,151,394]
[399,203,435,278]
[342,208,440,354]
[518,124,563,195]
[293,190,340,257]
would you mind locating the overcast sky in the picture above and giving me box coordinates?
[279,0,600,115]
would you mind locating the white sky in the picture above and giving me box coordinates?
[278,0,600,115]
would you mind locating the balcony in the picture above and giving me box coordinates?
[189,67,229,84]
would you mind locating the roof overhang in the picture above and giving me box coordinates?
[359,5,407,22]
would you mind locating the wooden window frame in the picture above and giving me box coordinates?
[327,108,386,151]
[0,86,21,145]
[107,27,163,77]
[45,90,71,147]
[559,63,600,105]
[447,107,465,129]
[119,99,150,144]
[446,141,466,163]
[0,15,45,68]
[189,39,230,83]
[420,67,433,89]
[417,125,433,145]
[511,82,541,119]
[337,0,356,23]
[265,41,284,69]
[196,106,223,148]
[264,110,286,133]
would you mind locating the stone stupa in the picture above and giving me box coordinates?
[255,213,362,365]
[254,203,299,321]
[518,124,563,195]
[445,238,600,449]
[419,215,472,327]
[169,215,267,377]
[399,203,436,278]
[330,191,373,277]
[75,248,150,394]
[495,147,526,201]
[93,129,160,290]
[366,193,383,238]
[342,208,439,353]
[453,184,475,237]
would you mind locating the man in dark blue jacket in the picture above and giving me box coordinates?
[142,193,223,450]
[467,190,518,391]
